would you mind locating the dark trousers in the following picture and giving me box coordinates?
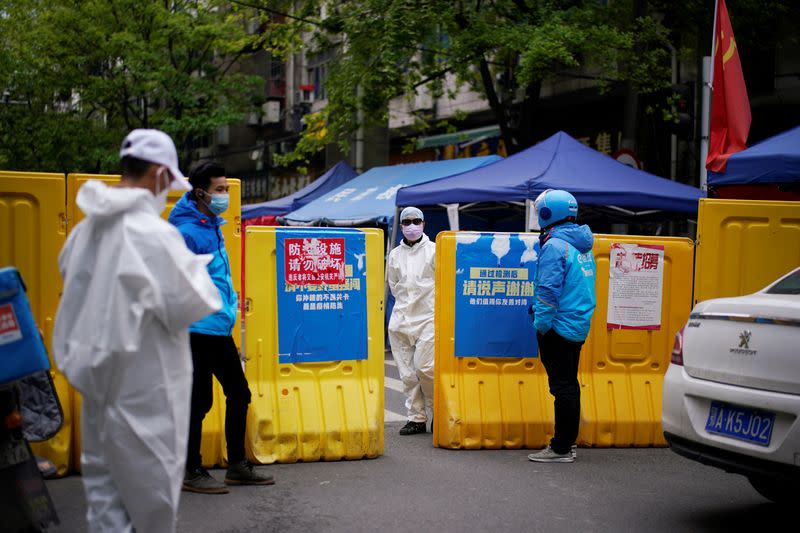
[537,329,584,455]
[186,332,251,471]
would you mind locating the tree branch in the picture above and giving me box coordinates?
[229,0,322,26]
[511,0,533,15]
[478,55,515,149]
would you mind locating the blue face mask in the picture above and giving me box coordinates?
[204,193,229,215]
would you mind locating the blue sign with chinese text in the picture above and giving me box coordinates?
[454,233,539,358]
[276,229,368,363]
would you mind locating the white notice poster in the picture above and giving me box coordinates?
[607,243,665,330]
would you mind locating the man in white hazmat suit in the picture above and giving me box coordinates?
[53,129,221,533]
[386,206,436,435]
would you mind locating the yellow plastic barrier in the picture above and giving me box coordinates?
[244,227,384,463]
[694,198,800,305]
[66,175,242,468]
[0,172,72,476]
[433,231,694,449]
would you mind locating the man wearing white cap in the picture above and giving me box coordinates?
[53,129,222,533]
[386,207,436,435]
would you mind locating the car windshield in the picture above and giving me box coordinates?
[766,270,800,295]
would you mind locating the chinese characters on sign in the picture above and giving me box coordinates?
[276,230,368,362]
[461,269,535,307]
[284,237,346,285]
[454,233,539,358]
[607,243,665,330]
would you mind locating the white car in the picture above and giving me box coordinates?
[662,267,800,504]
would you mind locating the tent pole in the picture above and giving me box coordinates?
[385,206,401,325]
[389,206,400,254]
[445,203,460,231]
[525,198,533,232]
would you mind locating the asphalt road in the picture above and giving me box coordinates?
[46,429,788,533]
[47,363,793,533]
[45,357,788,533]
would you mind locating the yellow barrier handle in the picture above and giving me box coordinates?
[256,338,263,397]
[365,356,374,394]
[450,337,456,389]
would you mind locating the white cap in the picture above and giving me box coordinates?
[400,206,424,222]
[119,129,191,190]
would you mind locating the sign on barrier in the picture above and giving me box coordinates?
[275,229,368,363]
[454,233,539,357]
[244,226,384,463]
[434,231,694,450]
[607,243,665,330]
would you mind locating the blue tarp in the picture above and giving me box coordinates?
[242,161,358,220]
[396,131,705,214]
[283,156,501,226]
[708,125,800,187]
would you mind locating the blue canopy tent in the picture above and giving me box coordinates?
[282,156,501,228]
[396,132,704,229]
[283,156,500,328]
[242,161,358,220]
[708,125,800,187]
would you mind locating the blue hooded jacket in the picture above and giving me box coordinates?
[168,192,238,336]
[533,222,597,342]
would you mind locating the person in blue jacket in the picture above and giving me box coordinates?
[527,189,596,463]
[169,161,274,493]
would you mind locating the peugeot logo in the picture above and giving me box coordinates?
[738,330,752,349]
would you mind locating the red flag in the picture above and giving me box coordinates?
[706,0,751,173]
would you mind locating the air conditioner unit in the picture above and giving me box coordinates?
[296,87,315,105]
[246,112,260,126]
[262,101,281,124]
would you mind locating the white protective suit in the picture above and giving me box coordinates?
[386,233,436,423]
[53,181,221,533]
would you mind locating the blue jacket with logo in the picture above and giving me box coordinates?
[533,223,597,342]
[168,192,238,336]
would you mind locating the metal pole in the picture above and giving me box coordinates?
[384,206,401,324]
[669,43,678,181]
[389,206,400,253]
[525,198,534,232]
[700,0,719,191]
[700,56,712,191]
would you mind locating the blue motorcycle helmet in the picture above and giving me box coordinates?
[534,189,579,230]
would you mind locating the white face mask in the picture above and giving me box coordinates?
[152,167,171,213]
[402,223,424,242]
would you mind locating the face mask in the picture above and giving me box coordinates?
[402,223,424,242]
[153,167,170,214]
[207,193,229,216]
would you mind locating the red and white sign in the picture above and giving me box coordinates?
[613,148,642,169]
[607,244,665,330]
[284,237,346,285]
[0,303,23,345]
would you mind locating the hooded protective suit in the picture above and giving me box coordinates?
[386,233,436,423]
[53,180,221,533]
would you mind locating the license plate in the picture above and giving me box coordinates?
[705,401,775,446]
